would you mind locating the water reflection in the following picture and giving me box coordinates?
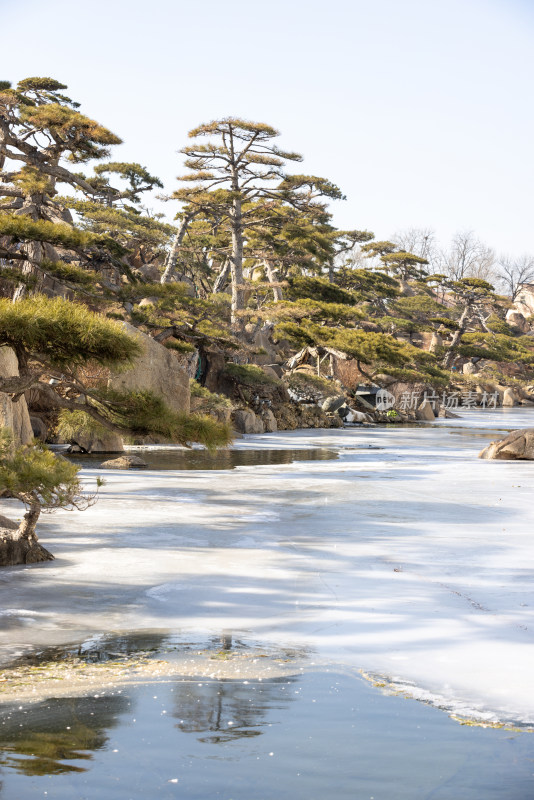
[174,676,297,744]
[0,672,533,798]
[66,447,338,471]
[10,631,171,668]
[0,694,129,776]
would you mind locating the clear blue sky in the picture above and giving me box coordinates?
[3,0,534,255]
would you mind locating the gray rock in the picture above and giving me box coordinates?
[232,408,265,434]
[101,455,148,469]
[506,309,529,333]
[109,322,190,414]
[337,404,350,419]
[438,408,461,419]
[322,395,346,413]
[344,408,372,423]
[479,428,534,460]
[69,431,124,454]
[30,415,48,441]
[260,408,278,432]
[463,362,478,375]
[502,388,519,407]
[416,399,435,421]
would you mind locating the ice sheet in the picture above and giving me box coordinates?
[1,407,533,723]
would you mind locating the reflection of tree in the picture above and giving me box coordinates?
[0,694,129,776]
[173,676,297,744]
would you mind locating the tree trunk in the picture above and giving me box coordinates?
[442,303,471,369]
[263,259,283,302]
[0,500,54,566]
[212,260,230,293]
[328,262,334,283]
[230,198,245,326]
[160,212,195,284]
[0,529,54,565]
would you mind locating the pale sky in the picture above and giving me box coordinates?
[2,0,534,256]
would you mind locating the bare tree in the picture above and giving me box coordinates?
[441,230,496,283]
[391,227,439,265]
[497,254,534,301]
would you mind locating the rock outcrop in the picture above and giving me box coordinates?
[479,428,534,460]
[68,430,124,454]
[109,323,190,414]
[506,309,529,333]
[502,388,519,407]
[415,399,436,421]
[232,408,265,434]
[260,408,278,432]
[0,347,33,445]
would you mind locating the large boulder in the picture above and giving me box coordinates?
[463,361,478,375]
[109,323,190,414]
[232,408,265,434]
[502,388,519,407]
[30,414,48,441]
[260,408,278,432]
[479,428,534,460]
[68,430,124,453]
[415,399,436,421]
[0,347,33,445]
[506,309,529,333]
[322,395,346,413]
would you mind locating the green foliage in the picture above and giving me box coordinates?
[0,266,38,289]
[0,429,86,509]
[373,315,425,334]
[164,339,196,354]
[13,166,51,196]
[380,251,429,279]
[40,259,97,288]
[85,388,232,450]
[269,298,364,327]
[285,372,334,394]
[19,103,121,162]
[393,295,447,317]
[428,316,459,330]
[0,295,141,368]
[56,410,110,441]
[485,314,514,335]
[286,276,356,305]
[190,379,232,411]
[334,267,398,299]
[223,362,279,385]
[17,77,68,93]
[457,332,534,364]
[0,213,125,256]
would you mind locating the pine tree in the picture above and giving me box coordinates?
[166,118,303,323]
[0,429,100,565]
[0,77,124,293]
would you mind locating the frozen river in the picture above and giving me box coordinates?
[1,408,534,726]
